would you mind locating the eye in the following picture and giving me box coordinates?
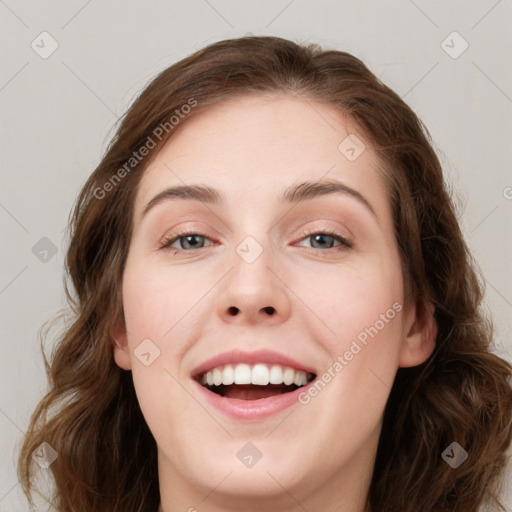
[295,229,353,252]
[160,228,353,254]
[160,231,215,251]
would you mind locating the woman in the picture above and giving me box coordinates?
[18,36,512,512]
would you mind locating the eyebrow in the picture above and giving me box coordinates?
[141,179,377,220]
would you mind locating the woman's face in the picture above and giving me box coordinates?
[114,93,434,511]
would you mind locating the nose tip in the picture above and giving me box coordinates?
[216,243,291,325]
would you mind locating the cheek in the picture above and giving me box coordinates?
[121,265,192,344]
[294,258,405,401]
[296,259,403,339]
[121,267,192,441]
[119,266,187,407]
[294,269,404,449]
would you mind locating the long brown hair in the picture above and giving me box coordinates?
[17,36,512,512]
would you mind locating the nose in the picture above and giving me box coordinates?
[216,242,291,326]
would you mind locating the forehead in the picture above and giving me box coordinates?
[134,93,390,223]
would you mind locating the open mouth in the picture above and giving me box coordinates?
[195,363,317,401]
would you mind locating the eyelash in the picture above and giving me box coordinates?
[159,228,353,254]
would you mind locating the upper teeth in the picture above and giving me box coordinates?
[199,363,311,387]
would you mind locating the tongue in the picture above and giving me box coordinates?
[222,384,293,400]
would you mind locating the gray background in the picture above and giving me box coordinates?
[1,1,511,510]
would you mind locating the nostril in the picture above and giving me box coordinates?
[263,306,275,315]
[228,306,239,316]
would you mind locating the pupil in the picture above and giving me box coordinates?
[312,234,333,249]
[182,235,203,249]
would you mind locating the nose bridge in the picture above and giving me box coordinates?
[216,228,291,324]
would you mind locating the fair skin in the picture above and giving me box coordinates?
[113,93,436,512]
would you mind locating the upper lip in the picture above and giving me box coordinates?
[190,349,318,379]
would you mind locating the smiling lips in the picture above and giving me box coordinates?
[199,363,314,399]
[192,350,317,402]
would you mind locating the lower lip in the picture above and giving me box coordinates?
[191,379,315,421]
